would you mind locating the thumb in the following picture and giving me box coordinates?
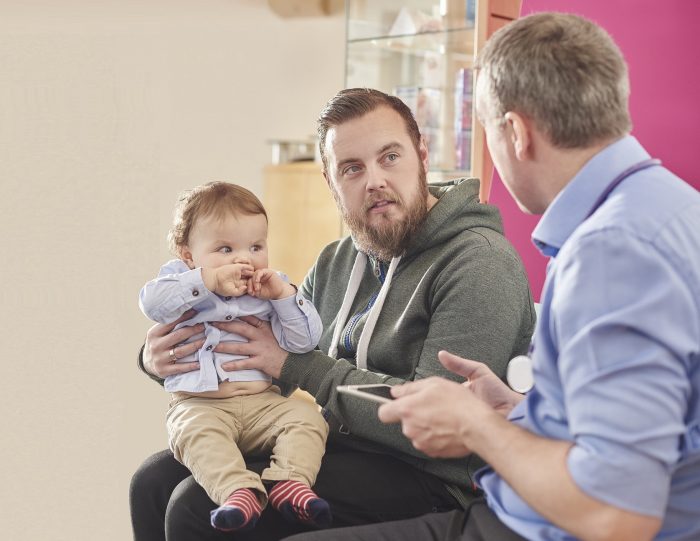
[390,381,419,398]
[438,350,487,380]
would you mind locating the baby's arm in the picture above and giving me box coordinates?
[139,260,211,323]
[263,272,322,354]
[247,268,296,300]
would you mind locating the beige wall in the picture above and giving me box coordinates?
[0,1,344,539]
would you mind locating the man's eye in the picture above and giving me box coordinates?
[218,246,232,253]
[385,152,399,162]
[343,165,362,176]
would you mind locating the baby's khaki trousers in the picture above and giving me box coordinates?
[167,388,328,506]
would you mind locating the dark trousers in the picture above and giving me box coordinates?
[283,501,527,541]
[130,443,461,541]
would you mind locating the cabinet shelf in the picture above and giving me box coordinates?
[347,0,477,41]
[347,27,476,63]
[348,25,475,44]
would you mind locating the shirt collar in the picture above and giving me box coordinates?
[531,135,650,257]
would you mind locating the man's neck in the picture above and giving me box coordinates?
[539,136,623,209]
[426,192,439,211]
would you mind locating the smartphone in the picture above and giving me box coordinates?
[336,384,395,404]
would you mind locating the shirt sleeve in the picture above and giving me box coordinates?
[269,290,323,353]
[138,259,212,323]
[555,230,695,517]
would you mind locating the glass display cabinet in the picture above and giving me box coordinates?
[345,0,521,202]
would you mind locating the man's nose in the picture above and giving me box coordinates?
[365,165,387,191]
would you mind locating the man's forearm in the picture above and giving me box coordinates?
[282,349,439,461]
[471,414,661,541]
[283,349,397,402]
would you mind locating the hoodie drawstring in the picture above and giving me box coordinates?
[328,252,401,370]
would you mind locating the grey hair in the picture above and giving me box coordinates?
[475,12,632,148]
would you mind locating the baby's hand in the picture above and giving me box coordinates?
[203,263,255,297]
[247,269,296,300]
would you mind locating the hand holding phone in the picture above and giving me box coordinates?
[336,384,395,404]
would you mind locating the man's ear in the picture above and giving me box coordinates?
[322,169,331,189]
[179,246,195,269]
[504,111,530,161]
[418,137,430,173]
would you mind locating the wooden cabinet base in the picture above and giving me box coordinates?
[263,162,344,285]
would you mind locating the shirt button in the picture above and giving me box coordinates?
[225,315,232,320]
[205,345,213,351]
[298,298,304,306]
[192,289,199,297]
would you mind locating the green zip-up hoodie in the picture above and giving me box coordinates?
[282,178,536,504]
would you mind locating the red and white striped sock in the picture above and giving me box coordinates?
[268,480,332,528]
[210,488,262,532]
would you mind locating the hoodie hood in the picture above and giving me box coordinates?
[407,177,505,259]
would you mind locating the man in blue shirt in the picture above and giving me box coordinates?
[285,11,700,541]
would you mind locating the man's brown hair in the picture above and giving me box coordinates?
[317,88,422,172]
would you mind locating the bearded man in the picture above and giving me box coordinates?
[130,88,535,541]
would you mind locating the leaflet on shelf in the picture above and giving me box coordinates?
[395,85,443,166]
[454,68,473,171]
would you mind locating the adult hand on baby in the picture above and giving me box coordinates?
[213,315,287,379]
[143,310,204,378]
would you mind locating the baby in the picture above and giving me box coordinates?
[139,181,330,532]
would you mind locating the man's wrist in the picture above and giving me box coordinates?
[281,350,335,398]
[138,344,165,386]
[467,406,516,459]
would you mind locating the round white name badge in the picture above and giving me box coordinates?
[506,355,534,393]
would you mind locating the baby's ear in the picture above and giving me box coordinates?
[179,246,195,269]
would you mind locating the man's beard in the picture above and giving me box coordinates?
[334,172,430,262]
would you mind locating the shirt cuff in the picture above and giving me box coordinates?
[269,290,312,320]
[181,267,209,301]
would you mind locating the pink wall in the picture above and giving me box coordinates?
[490,0,700,300]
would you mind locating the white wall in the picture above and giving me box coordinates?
[0,1,345,539]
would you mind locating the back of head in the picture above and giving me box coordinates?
[317,87,422,171]
[168,181,266,255]
[476,12,632,148]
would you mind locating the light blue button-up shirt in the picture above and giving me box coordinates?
[139,259,323,393]
[477,137,700,540]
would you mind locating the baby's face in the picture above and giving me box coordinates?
[182,212,269,271]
